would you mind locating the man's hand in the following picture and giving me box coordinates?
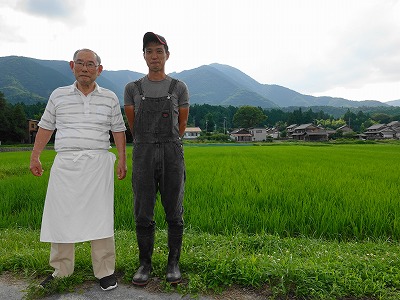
[30,157,44,176]
[117,159,127,180]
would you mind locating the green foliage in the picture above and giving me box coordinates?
[233,105,267,128]
[189,104,237,132]
[316,118,346,129]
[371,112,392,124]
[0,93,29,143]
[197,133,231,142]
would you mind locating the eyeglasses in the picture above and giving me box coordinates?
[74,60,99,71]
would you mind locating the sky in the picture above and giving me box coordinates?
[0,0,399,102]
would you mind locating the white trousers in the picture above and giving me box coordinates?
[49,236,115,279]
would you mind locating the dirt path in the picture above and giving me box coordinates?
[0,273,267,300]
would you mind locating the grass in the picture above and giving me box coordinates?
[1,142,400,298]
[1,229,400,299]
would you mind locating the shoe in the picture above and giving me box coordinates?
[132,264,152,286]
[166,263,182,284]
[99,274,118,291]
[39,274,54,288]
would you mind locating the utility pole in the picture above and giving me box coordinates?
[224,117,226,134]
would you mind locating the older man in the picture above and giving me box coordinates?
[30,48,126,291]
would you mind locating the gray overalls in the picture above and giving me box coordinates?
[132,79,186,272]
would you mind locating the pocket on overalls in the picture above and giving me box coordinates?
[157,110,172,134]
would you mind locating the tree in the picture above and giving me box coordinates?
[0,93,12,143]
[371,113,391,124]
[11,104,28,143]
[233,106,267,128]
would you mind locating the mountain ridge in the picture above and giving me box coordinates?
[0,55,397,108]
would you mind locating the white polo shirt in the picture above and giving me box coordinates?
[39,81,126,152]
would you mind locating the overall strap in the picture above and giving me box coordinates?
[134,79,145,99]
[168,79,178,95]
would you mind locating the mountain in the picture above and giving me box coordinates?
[0,55,392,109]
[385,100,400,107]
[169,65,278,108]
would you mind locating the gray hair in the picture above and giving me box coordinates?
[73,49,101,65]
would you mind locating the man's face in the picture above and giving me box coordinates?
[143,42,169,72]
[70,50,102,86]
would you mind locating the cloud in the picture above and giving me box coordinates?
[16,0,74,18]
[0,16,24,42]
[286,1,400,94]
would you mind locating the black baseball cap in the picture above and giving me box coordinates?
[143,32,168,52]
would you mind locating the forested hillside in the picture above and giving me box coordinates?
[1,55,396,108]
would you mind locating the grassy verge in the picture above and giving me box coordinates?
[1,228,400,299]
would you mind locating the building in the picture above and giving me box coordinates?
[266,127,280,139]
[286,124,298,139]
[249,128,267,142]
[337,125,353,133]
[27,119,39,144]
[290,123,329,141]
[364,124,390,140]
[183,127,202,140]
[229,128,252,142]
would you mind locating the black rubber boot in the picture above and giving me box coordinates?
[166,225,183,284]
[132,225,154,286]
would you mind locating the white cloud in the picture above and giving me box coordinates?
[281,0,400,99]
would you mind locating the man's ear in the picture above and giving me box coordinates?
[97,65,103,75]
[69,61,74,71]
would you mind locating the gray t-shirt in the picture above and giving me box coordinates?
[124,75,189,113]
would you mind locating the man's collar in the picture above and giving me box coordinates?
[71,81,102,93]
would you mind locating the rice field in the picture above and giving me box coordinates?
[1,143,400,241]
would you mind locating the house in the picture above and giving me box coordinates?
[387,121,400,139]
[229,128,252,142]
[364,124,389,140]
[266,127,280,139]
[391,122,400,139]
[184,127,202,140]
[27,119,39,144]
[291,123,329,141]
[387,121,400,129]
[249,128,267,142]
[362,122,400,140]
[337,125,353,133]
[286,124,298,139]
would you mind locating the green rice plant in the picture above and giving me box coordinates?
[1,143,400,241]
[182,143,400,240]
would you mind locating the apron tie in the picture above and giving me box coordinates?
[72,150,96,162]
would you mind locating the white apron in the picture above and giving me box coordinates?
[40,150,116,243]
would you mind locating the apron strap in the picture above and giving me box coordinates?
[72,150,96,162]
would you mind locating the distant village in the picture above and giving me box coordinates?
[182,121,400,142]
[25,120,400,145]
